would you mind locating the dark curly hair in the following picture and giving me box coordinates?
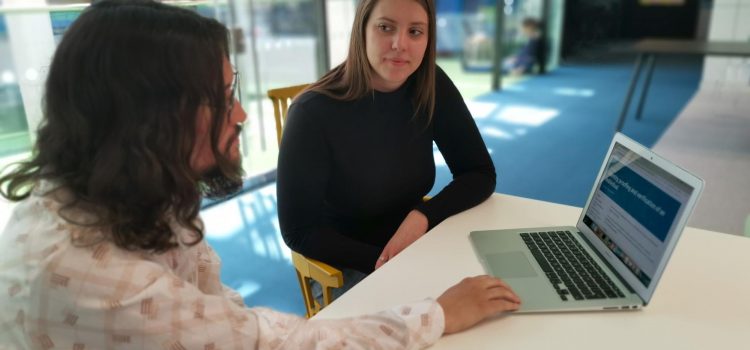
[0,0,238,252]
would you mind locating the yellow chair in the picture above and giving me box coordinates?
[267,84,310,146]
[268,85,432,317]
[267,84,344,318]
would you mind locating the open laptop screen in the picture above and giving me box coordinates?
[582,142,694,288]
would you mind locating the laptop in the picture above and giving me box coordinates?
[469,132,704,313]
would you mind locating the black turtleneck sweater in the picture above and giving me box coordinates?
[276,66,495,274]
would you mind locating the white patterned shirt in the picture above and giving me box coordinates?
[0,183,444,349]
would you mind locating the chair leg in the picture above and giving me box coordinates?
[322,286,334,308]
[295,271,316,318]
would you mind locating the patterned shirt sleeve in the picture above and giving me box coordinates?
[0,186,445,350]
[255,299,444,349]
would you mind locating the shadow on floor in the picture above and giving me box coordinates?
[202,183,306,316]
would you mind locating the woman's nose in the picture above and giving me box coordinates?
[391,30,408,51]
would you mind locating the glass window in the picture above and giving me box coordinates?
[0,14,31,163]
[0,1,332,185]
[0,2,91,171]
[501,0,564,75]
[230,0,327,179]
[0,3,70,170]
[435,0,564,95]
[436,0,499,99]
[3,0,566,179]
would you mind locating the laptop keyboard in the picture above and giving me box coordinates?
[521,231,626,302]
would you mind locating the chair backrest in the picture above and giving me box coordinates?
[267,84,309,146]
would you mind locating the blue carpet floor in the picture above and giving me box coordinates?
[202,184,307,315]
[206,55,703,316]
[432,55,703,207]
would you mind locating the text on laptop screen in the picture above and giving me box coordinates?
[582,142,693,288]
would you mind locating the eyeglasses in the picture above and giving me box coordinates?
[227,70,241,117]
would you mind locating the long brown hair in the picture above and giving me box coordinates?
[0,0,234,253]
[307,0,437,123]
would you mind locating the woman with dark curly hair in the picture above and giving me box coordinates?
[0,1,519,349]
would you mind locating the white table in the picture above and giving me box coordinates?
[314,194,750,349]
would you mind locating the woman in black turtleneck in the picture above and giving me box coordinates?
[276,0,496,293]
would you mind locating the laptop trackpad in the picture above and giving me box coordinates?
[487,251,538,278]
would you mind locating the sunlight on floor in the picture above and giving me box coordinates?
[235,281,262,299]
[481,126,515,140]
[466,100,499,119]
[553,87,596,97]
[200,183,303,314]
[495,105,559,127]
[467,98,560,140]
[468,101,560,141]
[202,202,245,240]
[203,185,291,262]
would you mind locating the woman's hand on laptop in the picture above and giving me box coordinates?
[437,275,521,334]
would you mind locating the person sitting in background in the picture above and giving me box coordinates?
[277,0,497,299]
[0,1,520,349]
[503,17,545,75]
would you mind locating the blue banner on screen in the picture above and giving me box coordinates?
[599,165,680,241]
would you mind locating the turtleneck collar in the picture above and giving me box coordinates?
[372,75,414,105]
